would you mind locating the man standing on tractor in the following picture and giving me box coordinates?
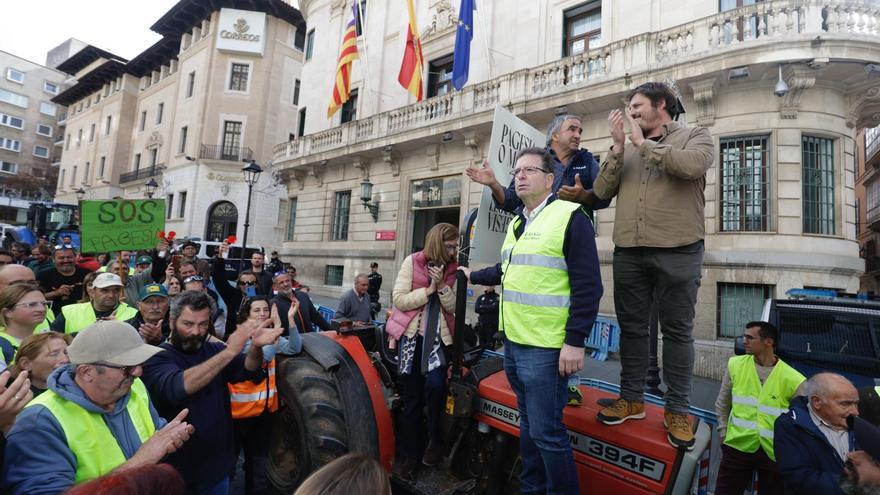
[714,321,805,495]
[592,82,714,451]
[461,147,602,495]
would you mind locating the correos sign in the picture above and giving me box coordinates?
[216,8,266,55]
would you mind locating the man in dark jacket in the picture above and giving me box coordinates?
[270,272,330,333]
[774,372,860,495]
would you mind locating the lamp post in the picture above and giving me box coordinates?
[240,161,263,271]
[75,187,86,201]
[144,178,159,199]
[360,179,379,221]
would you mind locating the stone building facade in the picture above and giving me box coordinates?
[273,0,880,379]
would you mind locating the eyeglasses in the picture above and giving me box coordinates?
[512,166,550,177]
[97,363,139,376]
[13,300,52,310]
[238,280,257,286]
[444,243,459,252]
[183,275,204,284]
[54,244,74,250]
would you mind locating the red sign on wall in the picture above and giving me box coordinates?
[375,230,396,241]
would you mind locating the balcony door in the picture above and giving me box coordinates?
[205,201,238,242]
[221,121,242,160]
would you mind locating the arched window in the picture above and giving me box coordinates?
[205,201,238,242]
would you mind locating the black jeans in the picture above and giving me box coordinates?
[397,335,447,460]
[232,414,273,495]
[715,444,783,495]
[613,241,703,413]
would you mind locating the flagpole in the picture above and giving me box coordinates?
[355,2,378,115]
[476,1,493,79]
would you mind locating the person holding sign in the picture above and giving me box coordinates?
[465,114,610,213]
[51,273,139,334]
[592,82,714,451]
[461,147,602,495]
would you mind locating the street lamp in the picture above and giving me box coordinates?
[75,188,86,201]
[239,160,263,271]
[360,179,379,221]
[144,178,159,199]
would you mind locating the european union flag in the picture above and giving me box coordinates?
[452,0,475,91]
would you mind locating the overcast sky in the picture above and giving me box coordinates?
[1,1,198,66]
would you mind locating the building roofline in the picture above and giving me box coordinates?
[151,0,306,37]
[55,45,128,76]
[126,37,182,78]
[51,60,129,106]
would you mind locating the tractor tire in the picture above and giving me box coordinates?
[266,354,349,492]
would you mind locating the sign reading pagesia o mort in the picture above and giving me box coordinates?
[469,106,545,264]
[80,200,166,253]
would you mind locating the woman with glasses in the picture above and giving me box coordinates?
[229,296,301,494]
[0,281,52,364]
[386,223,459,479]
[8,332,72,397]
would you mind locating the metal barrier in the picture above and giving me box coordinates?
[584,316,620,361]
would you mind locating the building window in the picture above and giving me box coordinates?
[178,191,187,218]
[44,81,58,94]
[292,79,300,105]
[186,71,195,98]
[720,135,770,231]
[149,148,158,167]
[0,114,24,130]
[76,129,82,147]
[427,55,454,98]
[39,102,56,117]
[229,63,249,91]
[5,69,24,84]
[139,111,147,131]
[0,161,17,174]
[802,135,835,235]
[286,197,297,241]
[325,265,344,286]
[59,169,65,188]
[89,124,95,142]
[65,133,71,151]
[340,88,358,123]
[331,190,351,241]
[305,29,315,60]
[166,194,174,220]
[867,176,880,227]
[156,103,164,124]
[294,29,305,51]
[0,138,21,152]
[83,162,90,183]
[355,0,367,36]
[36,124,52,137]
[564,1,602,56]
[105,116,112,135]
[222,121,243,159]
[33,145,49,158]
[0,89,28,108]
[98,156,106,178]
[133,153,141,172]
[717,283,773,338]
[179,126,188,154]
[71,165,77,186]
[297,108,307,137]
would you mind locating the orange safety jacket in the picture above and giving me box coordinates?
[228,358,279,419]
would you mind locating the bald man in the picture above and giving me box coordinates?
[774,372,859,495]
[0,265,54,332]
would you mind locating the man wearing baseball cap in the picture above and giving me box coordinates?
[2,320,194,494]
[126,284,171,345]
[51,273,139,334]
[135,255,153,274]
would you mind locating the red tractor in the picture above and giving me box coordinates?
[266,212,712,494]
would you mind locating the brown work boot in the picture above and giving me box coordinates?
[664,411,696,451]
[596,398,646,425]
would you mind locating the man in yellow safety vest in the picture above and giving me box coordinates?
[2,320,194,494]
[714,321,805,495]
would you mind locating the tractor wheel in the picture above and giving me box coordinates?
[267,354,350,492]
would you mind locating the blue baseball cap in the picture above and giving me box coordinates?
[138,283,169,301]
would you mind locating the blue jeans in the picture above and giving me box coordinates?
[504,339,579,495]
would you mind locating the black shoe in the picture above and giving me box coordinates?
[422,441,444,466]
[395,457,418,481]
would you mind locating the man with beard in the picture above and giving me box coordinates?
[51,273,139,334]
[270,271,330,334]
[26,244,53,275]
[38,246,91,316]
[126,284,171,345]
[249,252,273,296]
[3,320,194,495]
[141,290,283,495]
[593,82,714,451]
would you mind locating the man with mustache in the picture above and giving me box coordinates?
[126,284,171,345]
[592,82,714,451]
[37,246,90,316]
[3,320,194,495]
[51,273,139,334]
[141,290,283,495]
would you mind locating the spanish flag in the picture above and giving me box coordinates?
[397,0,424,101]
[327,3,360,118]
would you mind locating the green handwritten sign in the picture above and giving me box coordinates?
[80,199,165,253]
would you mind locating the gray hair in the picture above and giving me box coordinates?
[545,114,582,146]
[354,273,369,283]
[803,372,850,400]
[169,290,214,322]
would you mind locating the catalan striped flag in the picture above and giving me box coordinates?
[397,0,424,101]
[327,3,361,118]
